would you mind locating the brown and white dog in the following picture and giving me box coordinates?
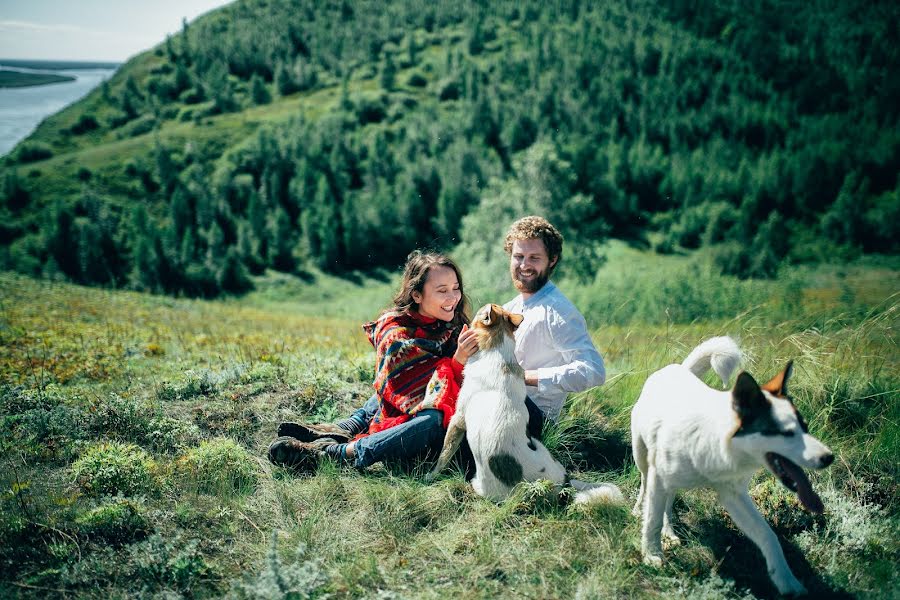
[631,336,834,595]
[426,303,623,505]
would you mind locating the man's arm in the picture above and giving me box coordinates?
[532,308,605,393]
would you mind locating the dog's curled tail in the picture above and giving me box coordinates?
[682,336,742,388]
[571,481,626,506]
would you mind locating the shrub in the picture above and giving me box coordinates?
[155,370,218,402]
[71,442,158,497]
[177,438,258,495]
[128,534,212,594]
[226,533,328,599]
[119,114,157,138]
[14,142,54,163]
[406,72,427,87]
[87,393,155,441]
[2,384,87,461]
[145,415,201,454]
[437,77,460,101]
[354,93,387,125]
[70,115,100,135]
[76,499,150,544]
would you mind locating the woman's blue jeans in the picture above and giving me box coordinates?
[344,395,445,469]
[341,394,544,470]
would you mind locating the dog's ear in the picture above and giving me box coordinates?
[481,305,497,325]
[507,312,524,328]
[761,361,793,397]
[733,371,767,421]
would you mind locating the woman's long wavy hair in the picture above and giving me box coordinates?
[389,250,470,328]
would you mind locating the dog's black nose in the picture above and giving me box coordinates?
[820,453,834,468]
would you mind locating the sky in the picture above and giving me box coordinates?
[0,0,234,62]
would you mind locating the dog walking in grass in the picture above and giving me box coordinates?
[631,336,834,595]
[427,303,623,505]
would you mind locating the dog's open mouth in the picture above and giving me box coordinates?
[765,452,824,513]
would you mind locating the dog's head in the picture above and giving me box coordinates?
[731,362,834,513]
[471,303,523,350]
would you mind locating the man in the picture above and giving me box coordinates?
[270,215,605,468]
[502,215,605,426]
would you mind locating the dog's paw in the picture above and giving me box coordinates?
[642,553,664,568]
[661,530,681,549]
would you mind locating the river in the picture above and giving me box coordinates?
[0,65,117,157]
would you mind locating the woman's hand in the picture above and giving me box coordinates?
[453,324,480,365]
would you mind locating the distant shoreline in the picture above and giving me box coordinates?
[0,59,121,71]
[0,70,76,89]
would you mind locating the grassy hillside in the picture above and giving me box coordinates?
[1,0,898,297]
[2,248,897,598]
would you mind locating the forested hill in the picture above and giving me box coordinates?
[1,0,898,297]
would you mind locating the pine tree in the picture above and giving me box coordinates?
[218,246,253,293]
[2,169,30,211]
[46,201,78,279]
[380,52,397,91]
[266,206,296,272]
[250,73,271,105]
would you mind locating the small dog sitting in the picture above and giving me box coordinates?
[426,303,623,505]
[631,336,834,596]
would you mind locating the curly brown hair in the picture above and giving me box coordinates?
[389,250,471,327]
[503,216,564,273]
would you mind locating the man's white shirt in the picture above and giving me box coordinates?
[503,281,605,420]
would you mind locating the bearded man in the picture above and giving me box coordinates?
[502,216,606,430]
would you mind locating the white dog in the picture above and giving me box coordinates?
[631,336,834,595]
[426,303,623,505]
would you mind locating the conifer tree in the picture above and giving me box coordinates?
[266,206,296,272]
[380,52,397,91]
[218,246,253,293]
[129,205,159,292]
[250,73,271,105]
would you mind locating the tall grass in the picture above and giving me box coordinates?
[1,256,897,598]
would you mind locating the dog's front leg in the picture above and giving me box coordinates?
[662,494,680,547]
[717,488,806,596]
[425,414,466,483]
[640,469,667,567]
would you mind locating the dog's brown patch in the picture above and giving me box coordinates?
[489,453,523,487]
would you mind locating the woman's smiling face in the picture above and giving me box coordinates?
[412,265,461,322]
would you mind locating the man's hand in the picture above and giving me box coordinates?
[453,324,480,365]
[524,369,539,386]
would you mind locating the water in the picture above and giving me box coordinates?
[0,66,117,157]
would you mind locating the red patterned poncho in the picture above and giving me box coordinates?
[360,310,465,437]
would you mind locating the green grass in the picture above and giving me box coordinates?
[1,252,898,598]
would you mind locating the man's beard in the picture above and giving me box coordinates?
[511,265,550,294]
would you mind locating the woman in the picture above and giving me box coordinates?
[268,250,479,472]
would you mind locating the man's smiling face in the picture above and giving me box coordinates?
[509,238,557,295]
